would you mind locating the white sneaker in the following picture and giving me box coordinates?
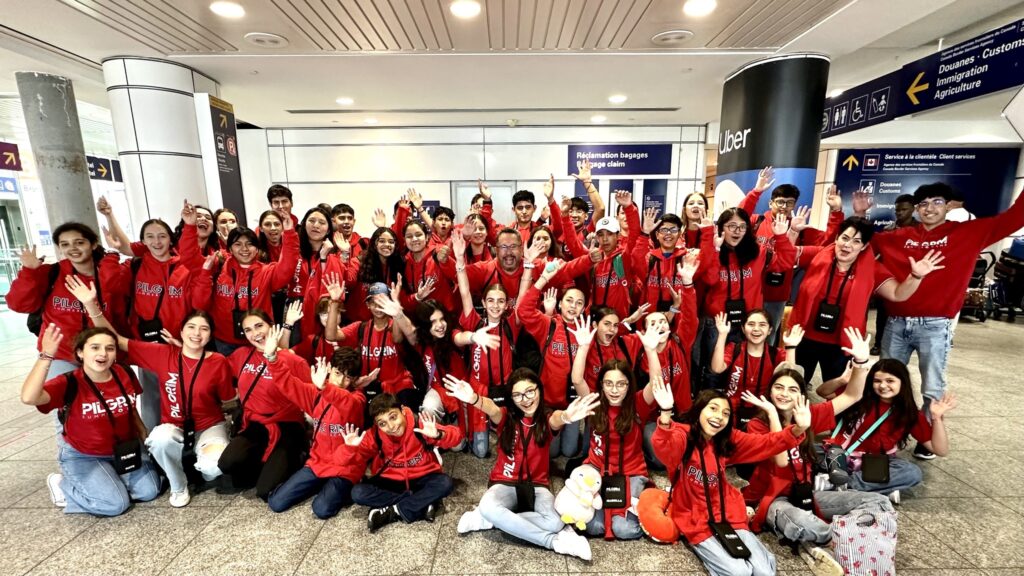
[888,490,901,506]
[169,489,191,508]
[47,473,66,508]
[813,473,834,492]
[552,526,592,561]
[799,544,844,576]
[456,508,493,534]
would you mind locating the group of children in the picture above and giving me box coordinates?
[13,162,1022,575]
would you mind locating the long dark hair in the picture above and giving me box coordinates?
[717,207,760,266]
[760,369,815,464]
[256,210,283,263]
[685,389,737,457]
[53,222,106,263]
[498,368,551,455]
[411,300,456,372]
[139,219,176,250]
[528,225,563,259]
[299,206,334,261]
[358,227,402,284]
[590,359,638,437]
[841,359,919,449]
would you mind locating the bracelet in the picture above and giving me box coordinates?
[263,352,278,362]
[38,352,54,361]
[910,272,924,280]
[682,282,694,288]
[669,306,681,314]
[852,357,870,366]
[523,263,536,269]
[471,393,480,407]
[89,311,104,319]
[456,263,466,272]
[785,345,797,350]
[282,323,294,331]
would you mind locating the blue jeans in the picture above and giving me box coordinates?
[351,472,454,522]
[550,420,581,459]
[766,489,894,545]
[700,317,743,389]
[881,316,952,408]
[214,339,242,357]
[478,484,564,548]
[57,435,161,516]
[146,423,228,494]
[584,475,646,540]
[694,529,775,576]
[847,456,923,495]
[268,465,354,519]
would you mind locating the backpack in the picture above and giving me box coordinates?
[26,264,62,336]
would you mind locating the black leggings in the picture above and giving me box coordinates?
[218,421,308,500]
[795,338,849,388]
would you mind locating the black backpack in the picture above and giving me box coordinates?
[27,264,64,336]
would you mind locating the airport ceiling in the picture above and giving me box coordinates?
[0,0,1022,131]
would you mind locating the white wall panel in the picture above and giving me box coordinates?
[267,130,284,145]
[192,74,219,96]
[281,127,484,146]
[238,130,272,228]
[128,89,201,155]
[484,126,684,144]
[123,59,194,92]
[678,143,700,180]
[139,155,209,220]
[106,90,138,152]
[283,145,484,182]
[268,147,288,182]
[101,60,127,87]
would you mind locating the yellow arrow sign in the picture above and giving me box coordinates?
[219,114,228,128]
[843,154,859,171]
[2,152,14,165]
[906,72,929,105]
[97,163,107,178]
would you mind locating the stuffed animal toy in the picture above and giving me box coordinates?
[554,464,603,530]
[638,487,680,543]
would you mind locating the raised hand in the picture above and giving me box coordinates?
[852,188,873,214]
[41,323,64,356]
[540,259,564,283]
[563,392,601,423]
[407,188,423,210]
[678,249,700,284]
[642,208,660,234]
[202,253,217,271]
[543,174,555,202]
[471,327,501,350]
[415,277,437,302]
[373,294,404,318]
[651,375,674,411]
[568,316,596,347]
[341,423,365,446]
[451,227,467,256]
[790,205,810,232]
[782,324,805,348]
[181,200,198,226]
[637,324,662,351]
[354,368,380,389]
[442,374,477,404]
[102,227,123,251]
[283,300,304,326]
[713,229,725,251]
[523,239,544,263]
[322,272,346,302]
[908,250,946,278]
[740,391,777,416]
[280,211,294,231]
[390,273,402,302]
[265,325,284,357]
[570,158,593,183]
[825,185,843,212]
[372,208,387,228]
[19,245,41,269]
[714,311,730,333]
[669,286,682,309]
[542,287,558,316]
[840,327,871,364]
[771,214,790,235]
[792,394,812,430]
[929,392,958,420]
[310,357,330,390]
[613,190,632,207]
[698,207,714,228]
[96,195,112,216]
[159,328,183,348]
[477,179,491,200]
[413,411,440,438]
[623,303,650,325]
[435,245,451,263]
[333,231,351,255]
[755,166,775,191]
[64,275,96,305]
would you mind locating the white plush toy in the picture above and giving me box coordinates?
[554,464,603,530]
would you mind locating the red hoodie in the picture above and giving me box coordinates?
[489,409,553,486]
[457,255,590,311]
[631,227,718,313]
[6,254,127,362]
[401,246,458,313]
[228,346,307,461]
[871,191,1024,318]
[652,422,803,546]
[267,357,366,481]
[337,319,414,395]
[705,234,795,318]
[589,204,642,319]
[516,285,580,409]
[122,253,195,340]
[343,406,463,484]
[189,229,300,345]
[634,285,699,412]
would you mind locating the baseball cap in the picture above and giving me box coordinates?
[595,216,620,234]
[365,282,390,300]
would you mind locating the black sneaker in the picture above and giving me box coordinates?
[368,504,399,532]
[913,444,936,460]
[870,345,881,356]
[424,501,441,523]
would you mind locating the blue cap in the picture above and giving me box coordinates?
[366,282,390,300]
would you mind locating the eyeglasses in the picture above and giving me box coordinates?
[657,226,680,235]
[724,223,748,233]
[602,380,629,391]
[405,232,425,240]
[511,387,538,402]
[772,199,797,208]
[916,198,946,209]
[497,244,521,252]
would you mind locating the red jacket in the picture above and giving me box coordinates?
[122,253,195,339]
[268,358,366,480]
[516,285,579,408]
[588,204,642,319]
[652,422,803,546]
[457,256,589,311]
[631,227,718,313]
[342,406,462,484]
[705,234,795,318]
[228,347,307,461]
[6,254,127,361]
[401,246,458,313]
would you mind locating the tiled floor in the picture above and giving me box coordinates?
[0,309,1022,575]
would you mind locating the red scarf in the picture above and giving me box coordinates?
[789,245,876,349]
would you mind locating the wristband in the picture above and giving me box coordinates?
[682,282,694,288]
[669,306,681,314]
[523,263,536,270]
[263,352,278,362]
[89,311,104,319]
[910,272,924,280]
[38,352,54,361]
[785,345,797,350]
[852,357,870,366]
[282,323,294,331]
[455,263,466,272]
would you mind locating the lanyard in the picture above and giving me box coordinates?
[823,258,855,306]
[787,449,811,482]
[484,321,509,387]
[80,370,134,442]
[516,420,536,483]
[310,401,332,450]
[231,269,254,312]
[743,348,768,397]
[237,348,268,410]
[177,351,207,421]
[832,407,892,455]
[726,257,745,300]
[697,445,728,524]
[147,263,177,320]
[602,428,627,476]
[361,321,391,373]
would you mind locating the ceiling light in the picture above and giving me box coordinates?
[828,88,844,98]
[210,1,245,18]
[244,32,288,48]
[336,97,354,106]
[608,94,628,104]
[450,0,481,19]
[683,0,716,17]
[651,29,694,46]
[590,115,607,124]
[364,118,379,125]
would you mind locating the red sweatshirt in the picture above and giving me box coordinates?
[516,285,579,409]
[337,320,414,395]
[652,422,803,546]
[584,336,642,390]
[6,255,127,362]
[589,204,642,319]
[190,229,300,345]
[401,246,458,313]
[267,357,366,480]
[228,346,307,461]
[632,227,718,312]
[459,309,519,434]
[489,410,553,486]
[297,252,344,340]
[39,364,142,456]
[342,406,462,484]
[458,256,589,311]
[583,397,653,478]
[639,285,699,412]
[705,234,795,318]
[871,191,1024,317]
[122,253,195,339]
[418,341,467,416]
[721,342,787,416]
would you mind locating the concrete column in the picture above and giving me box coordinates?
[102,56,220,230]
[14,72,98,233]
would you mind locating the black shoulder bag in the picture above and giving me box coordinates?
[81,371,144,474]
[814,259,853,334]
[601,431,628,509]
[699,448,751,559]
[137,262,178,342]
[512,420,537,513]
[788,450,815,511]
[724,262,746,327]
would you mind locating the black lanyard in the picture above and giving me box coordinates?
[177,351,207,421]
[144,262,177,320]
[823,258,855,306]
[742,347,768,397]
[602,428,627,476]
[653,255,679,296]
[697,445,728,524]
[517,420,536,483]
[787,449,811,482]
[726,257,745,300]
[237,348,268,410]
[230,269,254,312]
[484,320,510,387]
[361,321,391,373]
[80,370,134,442]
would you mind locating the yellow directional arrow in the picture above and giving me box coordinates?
[843,154,859,171]
[219,114,227,128]
[97,163,107,178]
[2,152,14,165]
[906,72,929,105]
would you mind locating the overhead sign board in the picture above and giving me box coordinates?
[0,141,22,171]
[567,144,672,176]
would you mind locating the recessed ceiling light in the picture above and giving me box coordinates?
[210,1,245,18]
[450,0,481,19]
[829,88,844,98]
[590,115,607,124]
[608,94,628,104]
[364,118,379,125]
[683,0,716,17]
[244,32,288,48]
[336,97,354,106]
[651,29,694,45]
